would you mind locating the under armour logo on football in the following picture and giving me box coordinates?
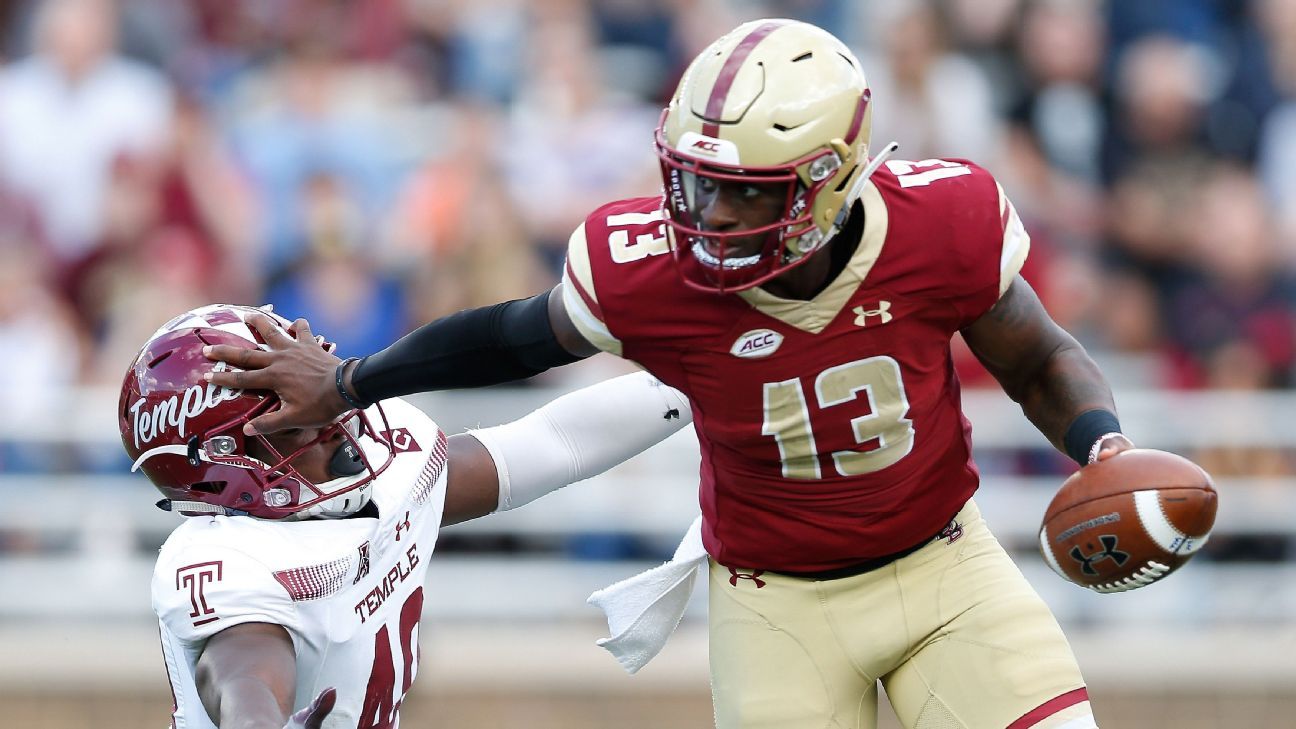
[1070,535,1129,576]
[395,511,411,541]
[853,301,893,326]
[728,567,766,588]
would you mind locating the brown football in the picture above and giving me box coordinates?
[1039,448,1217,592]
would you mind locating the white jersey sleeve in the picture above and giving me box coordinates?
[152,541,297,644]
[471,371,691,511]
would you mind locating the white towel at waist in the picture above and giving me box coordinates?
[586,516,707,674]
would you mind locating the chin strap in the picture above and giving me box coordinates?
[155,499,249,517]
[853,141,900,195]
[816,141,899,252]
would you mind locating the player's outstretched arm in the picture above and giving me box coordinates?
[204,286,597,435]
[441,371,692,526]
[961,275,1134,466]
[194,621,320,728]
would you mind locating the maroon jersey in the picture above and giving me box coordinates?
[562,159,1030,572]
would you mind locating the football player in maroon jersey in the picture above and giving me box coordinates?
[206,19,1135,729]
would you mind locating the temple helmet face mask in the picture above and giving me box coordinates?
[656,19,875,293]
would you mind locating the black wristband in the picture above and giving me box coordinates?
[350,290,585,403]
[335,357,372,410]
[1062,409,1121,466]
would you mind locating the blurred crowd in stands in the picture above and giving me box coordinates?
[2,0,1296,485]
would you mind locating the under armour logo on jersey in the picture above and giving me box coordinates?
[1070,535,1129,576]
[728,567,766,588]
[395,511,411,541]
[853,301,893,326]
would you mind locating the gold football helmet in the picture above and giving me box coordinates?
[656,19,879,292]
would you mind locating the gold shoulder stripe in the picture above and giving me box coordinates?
[565,223,599,307]
[561,224,623,356]
[997,183,1031,296]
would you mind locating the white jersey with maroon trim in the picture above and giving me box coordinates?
[151,398,447,729]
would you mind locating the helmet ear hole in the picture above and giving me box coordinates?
[190,481,225,495]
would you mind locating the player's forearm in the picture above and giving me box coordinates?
[345,291,583,405]
[962,278,1120,461]
[196,623,298,729]
[208,676,290,729]
[1012,340,1118,455]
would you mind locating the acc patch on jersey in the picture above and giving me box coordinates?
[730,329,784,358]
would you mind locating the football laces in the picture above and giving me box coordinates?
[1087,561,1171,593]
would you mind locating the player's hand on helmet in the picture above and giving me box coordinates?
[283,687,336,729]
[1091,433,1135,463]
[202,312,349,435]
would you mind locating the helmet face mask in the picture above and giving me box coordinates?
[654,19,873,293]
[658,127,843,291]
[119,304,394,519]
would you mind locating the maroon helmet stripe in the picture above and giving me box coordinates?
[702,21,787,137]
[1006,687,1089,729]
[844,89,871,145]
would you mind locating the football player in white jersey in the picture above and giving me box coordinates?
[121,304,690,728]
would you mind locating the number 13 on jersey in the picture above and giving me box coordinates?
[762,356,915,479]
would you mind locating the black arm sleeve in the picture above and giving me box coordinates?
[350,290,586,403]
